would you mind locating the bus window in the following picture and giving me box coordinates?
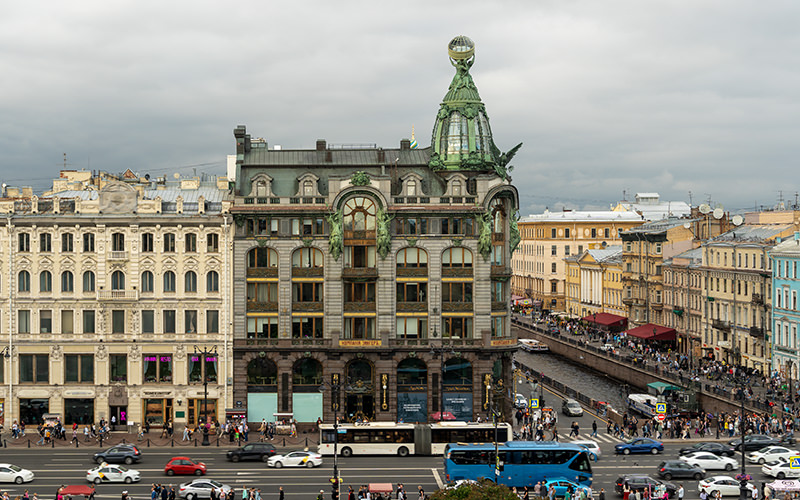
[568,452,592,473]
[322,430,337,444]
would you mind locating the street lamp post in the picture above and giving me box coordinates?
[429,337,454,423]
[735,348,749,500]
[320,380,341,500]
[193,345,217,446]
[488,377,504,484]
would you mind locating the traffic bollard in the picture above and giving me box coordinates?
[147,438,150,448]
[27,439,30,448]
[52,439,55,448]
[171,438,174,447]
[194,437,198,447]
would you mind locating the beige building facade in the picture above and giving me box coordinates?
[565,245,624,318]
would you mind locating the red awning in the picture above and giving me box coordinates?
[624,323,676,341]
[581,313,628,328]
[59,486,96,497]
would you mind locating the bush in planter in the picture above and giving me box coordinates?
[430,479,520,500]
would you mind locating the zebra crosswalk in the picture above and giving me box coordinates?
[563,433,624,444]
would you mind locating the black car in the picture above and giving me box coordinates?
[657,461,705,481]
[93,444,142,465]
[615,475,677,497]
[728,434,781,452]
[225,443,277,462]
[679,442,736,457]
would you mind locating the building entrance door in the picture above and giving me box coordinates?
[345,394,374,422]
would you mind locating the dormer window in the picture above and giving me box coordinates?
[248,173,273,198]
[255,181,268,197]
[407,180,417,196]
[452,180,462,196]
[303,180,314,196]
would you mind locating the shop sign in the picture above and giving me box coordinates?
[339,340,382,347]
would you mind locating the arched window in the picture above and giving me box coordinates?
[406,180,417,196]
[491,198,506,234]
[292,247,324,268]
[164,271,176,293]
[397,358,427,386]
[40,271,52,293]
[442,247,473,268]
[343,197,376,233]
[303,180,314,196]
[346,360,373,387]
[443,358,472,386]
[247,247,278,268]
[397,248,428,269]
[247,357,278,387]
[292,358,322,387]
[18,270,30,293]
[82,271,95,292]
[255,181,267,197]
[141,271,154,293]
[61,271,74,293]
[185,271,197,293]
[111,270,125,290]
[206,271,219,292]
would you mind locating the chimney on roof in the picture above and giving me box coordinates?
[377,148,385,163]
[316,139,327,151]
[400,139,411,150]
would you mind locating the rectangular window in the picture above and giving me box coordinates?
[564,228,570,238]
[188,354,218,383]
[442,282,473,302]
[82,310,95,334]
[111,310,125,334]
[111,233,125,252]
[83,233,95,252]
[293,282,324,302]
[442,317,473,339]
[343,317,375,339]
[61,310,74,334]
[65,354,94,383]
[604,228,610,238]
[185,310,197,333]
[61,233,74,252]
[551,262,557,273]
[142,233,154,252]
[163,310,176,334]
[491,316,506,338]
[18,233,30,252]
[206,310,219,333]
[19,354,48,383]
[143,354,173,383]
[110,354,127,383]
[564,245,570,256]
[142,310,155,334]
[18,310,30,333]
[40,233,52,252]
[396,317,427,339]
[577,245,583,255]
[292,317,324,339]
[163,233,176,252]
[247,282,279,303]
[396,282,427,302]
[247,316,278,338]
[185,233,197,252]
[344,245,376,268]
[491,245,504,265]
[591,228,597,238]
[491,281,506,302]
[551,228,556,238]
[207,233,219,252]
[40,310,52,333]
[551,245,557,256]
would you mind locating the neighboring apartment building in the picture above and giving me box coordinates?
[612,192,692,221]
[663,248,703,362]
[770,232,800,379]
[512,211,643,312]
[700,225,790,370]
[228,37,520,424]
[564,245,625,318]
[0,171,232,428]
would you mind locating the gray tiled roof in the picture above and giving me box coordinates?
[710,224,790,243]
[242,147,432,166]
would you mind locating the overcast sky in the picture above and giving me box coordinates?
[2,0,798,215]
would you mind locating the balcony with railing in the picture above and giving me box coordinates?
[396,267,428,278]
[292,301,324,312]
[442,302,473,313]
[98,290,139,301]
[108,251,128,260]
[396,301,428,313]
[246,300,279,312]
[292,267,324,278]
[491,301,507,312]
[749,326,765,338]
[490,266,513,277]
[247,267,279,278]
[712,319,731,331]
[751,293,764,305]
[441,267,473,278]
[342,267,378,279]
[343,301,376,313]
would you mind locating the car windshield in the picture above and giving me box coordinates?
[209,481,224,487]
[118,466,129,472]
[8,465,21,472]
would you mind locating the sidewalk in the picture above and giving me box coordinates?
[0,431,321,449]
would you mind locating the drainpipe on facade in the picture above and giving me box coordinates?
[223,215,229,417]
[6,216,12,425]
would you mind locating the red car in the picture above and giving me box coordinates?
[164,457,207,476]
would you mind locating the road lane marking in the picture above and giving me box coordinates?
[432,468,444,489]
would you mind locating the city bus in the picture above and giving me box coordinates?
[444,441,593,488]
[318,421,513,457]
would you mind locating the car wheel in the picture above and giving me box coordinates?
[167,470,175,476]
[710,491,719,499]
[341,447,353,458]
[778,472,786,480]
[398,446,409,458]
[693,473,703,480]
[195,470,203,476]
[188,494,197,500]
[759,458,765,465]
[306,461,314,468]
[725,464,732,471]
[94,478,102,484]
[261,454,270,462]
[650,448,659,455]
[95,457,104,464]
[623,449,631,455]
[14,477,23,485]
[664,473,673,480]
[231,455,240,463]
[274,461,283,469]
[124,477,133,484]
[124,457,133,465]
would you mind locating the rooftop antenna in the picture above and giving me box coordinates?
[688,190,693,206]
[58,153,73,170]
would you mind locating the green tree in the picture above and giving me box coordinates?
[430,480,520,500]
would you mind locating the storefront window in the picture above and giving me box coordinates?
[143,398,173,427]
[188,354,218,383]
[188,399,217,426]
[64,398,94,425]
[143,354,173,383]
[19,398,48,426]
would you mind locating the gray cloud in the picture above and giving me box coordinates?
[1,0,798,213]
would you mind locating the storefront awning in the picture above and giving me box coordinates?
[581,313,628,329]
[623,323,677,341]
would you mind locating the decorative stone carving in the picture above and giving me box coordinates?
[96,344,108,361]
[174,345,186,361]
[99,182,138,214]
[50,344,63,361]
[129,344,141,362]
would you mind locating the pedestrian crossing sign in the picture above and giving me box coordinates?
[790,457,800,469]
[530,398,539,409]
[655,403,667,414]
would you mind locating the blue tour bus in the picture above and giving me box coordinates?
[444,441,593,488]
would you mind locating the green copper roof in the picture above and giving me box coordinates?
[442,64,482,103]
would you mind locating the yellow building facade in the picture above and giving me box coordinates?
[565,245,624,318]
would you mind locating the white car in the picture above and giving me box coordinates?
[86,464,140,484]
[747,445,800,464]
[267,450,322,468]
[0,464,34,484]
[679,452,738,471]
[762,458,800,479]
[178,479,232,500]
[699,476,756,497]
[514,394,528,409]
[572,440,602,460]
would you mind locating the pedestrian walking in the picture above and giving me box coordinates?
[677,484,684,500]
[599,489,605,500]
[278,487,284,500]
[591,420,598,438]
[417,486,424,500]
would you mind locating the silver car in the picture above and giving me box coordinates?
[178,479,232,500]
